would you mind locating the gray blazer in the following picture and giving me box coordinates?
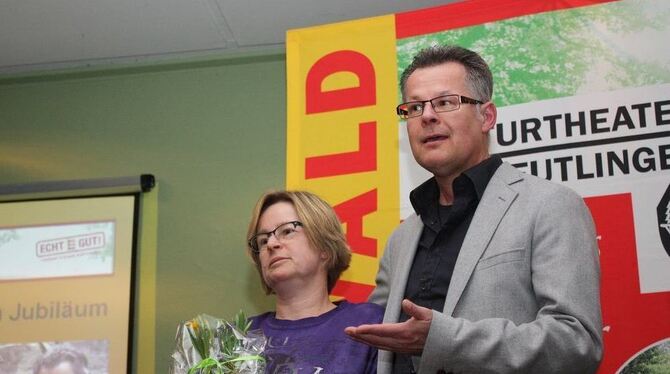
[369,162,603,374]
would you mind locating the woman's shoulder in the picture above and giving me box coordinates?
[249,311,275,330]
[336,301,384,323]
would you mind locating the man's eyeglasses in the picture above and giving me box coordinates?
[396,94,483,119]
[248,221,303,253]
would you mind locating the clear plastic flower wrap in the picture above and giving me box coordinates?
[170,311,266,374]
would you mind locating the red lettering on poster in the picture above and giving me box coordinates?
[305,121,376,179]
[334,189,377,258]
[305,50,376,114]
[585,194,670,373]
[302,48,382,302]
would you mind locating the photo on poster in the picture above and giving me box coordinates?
[0,339,109,374]
[618,338,670,373]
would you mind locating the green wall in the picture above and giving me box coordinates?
[0,53,285,373]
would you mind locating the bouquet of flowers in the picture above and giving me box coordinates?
[170,311,266,374]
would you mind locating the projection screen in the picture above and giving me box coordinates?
[0,177,149,374]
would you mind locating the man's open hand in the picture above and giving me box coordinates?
[344,299,432,355]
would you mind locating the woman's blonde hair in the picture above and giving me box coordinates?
[246,190,351,294]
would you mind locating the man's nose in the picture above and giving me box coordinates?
[420,103,439,124]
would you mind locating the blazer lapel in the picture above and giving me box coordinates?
[442,164,521,315]
[386,215,423,322]
[378,217,422,374]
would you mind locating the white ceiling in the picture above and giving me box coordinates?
[0,0,458,76]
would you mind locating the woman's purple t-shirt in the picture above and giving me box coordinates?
[250,301,384,374]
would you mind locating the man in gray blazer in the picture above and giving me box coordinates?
[345,45,603,373]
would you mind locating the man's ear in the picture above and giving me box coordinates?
[480,101,497,134]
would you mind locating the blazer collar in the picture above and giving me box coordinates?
[409,155,503,216]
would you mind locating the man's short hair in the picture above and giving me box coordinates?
[247,190,351,294]
[400,45,493,103]
[33,348,88,374]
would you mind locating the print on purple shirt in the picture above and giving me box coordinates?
[251,301,383,374]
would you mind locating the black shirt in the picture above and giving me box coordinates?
[392,155,502,374]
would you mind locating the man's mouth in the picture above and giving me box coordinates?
[423,134,449,143]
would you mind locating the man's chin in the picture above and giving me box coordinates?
[417,158,452,175]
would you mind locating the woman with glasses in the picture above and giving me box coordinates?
[246,190,383,374]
